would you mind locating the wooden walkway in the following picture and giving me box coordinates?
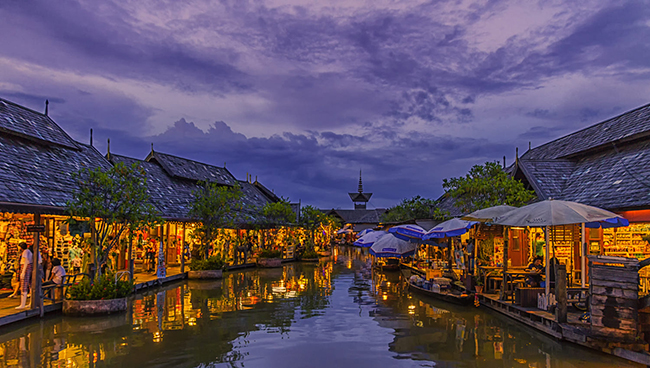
[479,293,650,366]
[0,269,188,329]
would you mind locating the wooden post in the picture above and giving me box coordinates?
[128,232,134,282]
[544,226,550,304]
[581,223,586,288]
[180,223,186,274]
[500,227,509,301]
[556,263,567,323]
[31,213,42,315]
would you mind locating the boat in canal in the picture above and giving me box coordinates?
[407,279,474,306]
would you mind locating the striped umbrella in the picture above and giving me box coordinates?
[388,224,426,243]
[353,231,388,247]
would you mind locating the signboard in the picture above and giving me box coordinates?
[26,225,45,233]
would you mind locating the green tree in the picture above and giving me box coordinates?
[442,161,536,213]
[189,181,245,259]
[382,196,448,222]
[67,162,160,280]
[299,205,340,247]
[261,198,295,225]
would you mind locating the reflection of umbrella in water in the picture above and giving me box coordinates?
[369,234,417,258]
[353,231,388,247]
[494,199,628,297]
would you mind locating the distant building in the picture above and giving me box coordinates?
[325,171,385,232]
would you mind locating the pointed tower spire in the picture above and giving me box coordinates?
[358,169,363,193]
[349,169,372,210]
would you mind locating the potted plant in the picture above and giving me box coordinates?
[63,273,134,316]
[474,276,484,294]
[188,254,226,279]
[301,248,320,262]
[256,248,283,268]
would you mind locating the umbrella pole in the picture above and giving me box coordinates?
[545,226,550,307]
[581,223,586,288]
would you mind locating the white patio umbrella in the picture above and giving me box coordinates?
[493,199,627,298]
[369,233,417,258]
[461,205,517,222]
[353,231,388,248]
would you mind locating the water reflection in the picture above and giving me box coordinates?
[0,247,639,367]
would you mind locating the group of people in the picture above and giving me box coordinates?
[10,242,66,309]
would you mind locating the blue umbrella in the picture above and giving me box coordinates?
[353,231,388,247]
[424,218,478,240]
[388,224,426,242]
[356,228,374,238]
[585,217,629,228]
[369,233,417,258]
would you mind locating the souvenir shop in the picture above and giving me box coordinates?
[0,213,90,286]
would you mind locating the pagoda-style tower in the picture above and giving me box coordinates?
[348,170,372,209]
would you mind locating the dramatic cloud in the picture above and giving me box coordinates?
[1,0,649,208]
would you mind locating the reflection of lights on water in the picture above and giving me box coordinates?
[153,331,163,343]
[271,286,287,293]
[382,294,388,300]
[188,317,197,326]
[386,282,390,287]
[347,260,352,269]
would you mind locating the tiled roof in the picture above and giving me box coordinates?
[253,180,280,202]
[326,209,386,224]
[0,134,111,213]
[554,140,650,211]
[522,103,650,160]
[435,193,465,217]
[109,154,196,220]
[146,151,236,186]
[0,98,79,150]
[237,180,274,222]
[518,160,575,200]
[109,155,272,221]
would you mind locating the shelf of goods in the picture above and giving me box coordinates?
[603,223,650,260]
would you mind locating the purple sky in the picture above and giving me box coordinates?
[1,1,649,209]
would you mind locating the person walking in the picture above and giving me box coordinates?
[16,242,32,309]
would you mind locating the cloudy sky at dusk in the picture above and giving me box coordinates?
[1,0,649,209]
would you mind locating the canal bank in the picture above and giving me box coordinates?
[0,254,637,368]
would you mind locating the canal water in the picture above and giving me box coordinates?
[0,246,638,367]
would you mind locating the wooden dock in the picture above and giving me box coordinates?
[479,293,650,366]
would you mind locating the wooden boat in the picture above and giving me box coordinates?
[374,258,401,272]
[408,281,474,306]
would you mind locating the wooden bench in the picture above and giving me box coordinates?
[42,273,91,302]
